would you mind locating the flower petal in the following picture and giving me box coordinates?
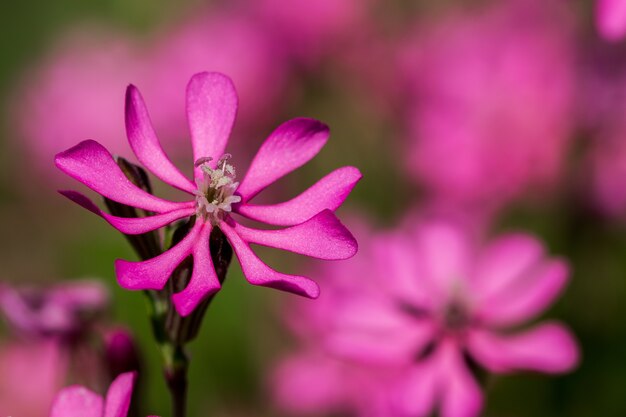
[187,72,238,177]
[475,259,570,327]
[470,234,545,302]
[104,372,136,417]
[50,386,104,417]
[395,360,439,417]
[467,323,579,374]
[115,223,202,290]
[125,85,195,193]
[438,340,483,417]
[55,140,182,213]
[220,221,320,298]
[60,190,194,235]
[237,118,330,202]
[236,166,362,226]
[231,210,357,260]
[172,226,222,316]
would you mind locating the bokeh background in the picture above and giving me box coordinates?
[1,0,625,416]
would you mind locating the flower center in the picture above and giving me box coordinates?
[442,300,471,332]
[194,154,241,224]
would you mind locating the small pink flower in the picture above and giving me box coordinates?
[399,0,575,212]
[281,220,579,417]
[596,0,626,40]
[49,372,157,417]
[0,280,108,337]
[55,72,361,316]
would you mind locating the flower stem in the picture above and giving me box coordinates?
[164,344,189,417]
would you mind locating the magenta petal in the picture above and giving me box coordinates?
[125,85,195,193]
[104,372,136,417]
[597,0,626,40]
[395,360,439,417]
[55,140,182,213]
[172,226,222,316]
[438,341,483,417]
[50,386,104,417]
[237,118,330,202]
[236,166,362,226]
[186,72,238,176]
[231,210,357,260]
[220,221,320,298]
[467,323,579,374]
[476,259,569,327]
[115,223,202,290]
[60,190,194,235]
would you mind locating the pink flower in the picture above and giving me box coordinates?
[0,280,108,337]
[280,220,579,417]
[55,72,361,316]
[0,340,67,417]
[400,0,575,212]
[596,0,626,40]
[49,372,157,417]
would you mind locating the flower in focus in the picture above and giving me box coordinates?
[55,72,361,316]
[278,219,579,417]
[596,0,626,41]
[0,280,108,338]
[400,0,575,213]
[50,372,157,417]
[0,340,66,417]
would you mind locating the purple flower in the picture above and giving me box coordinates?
[49,372,157,417]
[278,219,579,417]
[0,280,108,338]
[55,72,360,316]
[596,0,626,40]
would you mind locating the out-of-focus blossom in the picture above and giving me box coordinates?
[0,280,108,338]
[0,340,67,417]
[14,12,289,180]
[400,0,576,212]
[104,327,142,380]
[56,72,361,317]
[248,0,371,65]
[596,0,626,40]
[276,219,579,417]
[50,372,158,417]
[587,136,626,217]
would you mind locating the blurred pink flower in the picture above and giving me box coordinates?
[400,0,575,212]
[50,372,157,417]
[0,279,108,338]
[596,0,626,40]
[104,327,142,380]
[56,72,361,317]
[333,221,578,417]
[249,0,371,65]
[276,219,579,417]
[14,12,289,180]
[0,340,67,417]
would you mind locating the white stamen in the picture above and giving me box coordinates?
[194,155,241,224]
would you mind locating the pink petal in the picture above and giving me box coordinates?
[412,222,472,306]
[172,226,222,316]
[237,118,330,202]
[394,359,439,417]
[50,386,104,417]
[470,233,545,302]
[125,85,195,193]
[104,372,136,417]
[115,223,203,290]
[236,166,362,226]
[60,190,194,235]
[475,259,570,327]
[596,0,626,40]
[186,72,238,178]
[219,221,320,298]
[467,323,580,374]
[55,140,182,213]
[230,210,357,260]
[438,340,483,417]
